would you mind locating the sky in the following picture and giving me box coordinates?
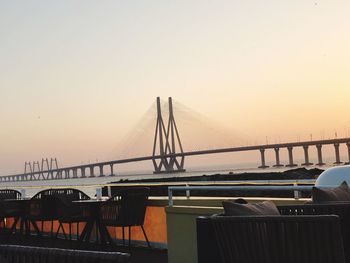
[0,1,350,174]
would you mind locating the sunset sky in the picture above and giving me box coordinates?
[1,1,350,174]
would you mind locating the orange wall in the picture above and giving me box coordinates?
[5,206,167,245]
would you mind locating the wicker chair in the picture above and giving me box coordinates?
[0,190,21,230]
[278,202,350,263]
[0,244,130,263]
[198,215,346,263]
[0,190,21,200]
[100,187,151,248]
[54,193,91,240]
[27,188,90,238]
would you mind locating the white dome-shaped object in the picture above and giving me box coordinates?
[315,165,350,187]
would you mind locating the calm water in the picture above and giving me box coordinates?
[0,162,334,198]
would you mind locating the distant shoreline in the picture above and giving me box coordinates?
[106,167,323,198]
[111,167,323,184]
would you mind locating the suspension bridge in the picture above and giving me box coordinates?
[1,97,350,182]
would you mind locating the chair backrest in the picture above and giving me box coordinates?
[29,188,90,219]
[0,190,22,218]
[206,215,345,263]
[278,202,350,262]
[100,187,149,226]
[0,189,21,200]
[32,188,90,201]
[0,245,130,263]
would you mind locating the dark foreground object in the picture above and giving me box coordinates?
[0,233,167,263]
[279,202,350,263]
[197,215,345,263]
[0,244,130,263]
[197,202,350,263]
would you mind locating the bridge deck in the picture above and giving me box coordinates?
[1,137,349,182]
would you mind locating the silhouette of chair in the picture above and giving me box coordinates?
[278,202,350,263]
[0,190,21,230]
[0,244,131,263]
[26,188,90,238]
[198,215,346,263]
[54,193,91,240]
[100,187,151,248]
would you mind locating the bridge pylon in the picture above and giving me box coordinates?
[152,97,185,174]
[40,158,50,179]
[49,158,59,179]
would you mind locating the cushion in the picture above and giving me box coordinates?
[312,181,350,202]
[222,199,280,216]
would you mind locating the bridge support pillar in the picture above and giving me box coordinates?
[55,170,60,179]
[316,144,325,166]
[346,143,350,165]
[273,148,283,167]
[73,169,78,178]
[258,148,269,168]
[99,165,105,177]
[302,145,313,166]
[286,147,297,167]
[110,164,115,176]
[81,167,86,178]
[89,166,95,177]
[334,143,342,165]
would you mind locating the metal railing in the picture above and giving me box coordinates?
[167,184,320,206]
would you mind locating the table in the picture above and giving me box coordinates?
[73,199,113,245]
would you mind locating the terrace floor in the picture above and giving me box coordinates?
[0,232,168,263]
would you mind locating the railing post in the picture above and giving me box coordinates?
[186,184,190,199]
[293,183,300,199]
[168,188,173,207]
